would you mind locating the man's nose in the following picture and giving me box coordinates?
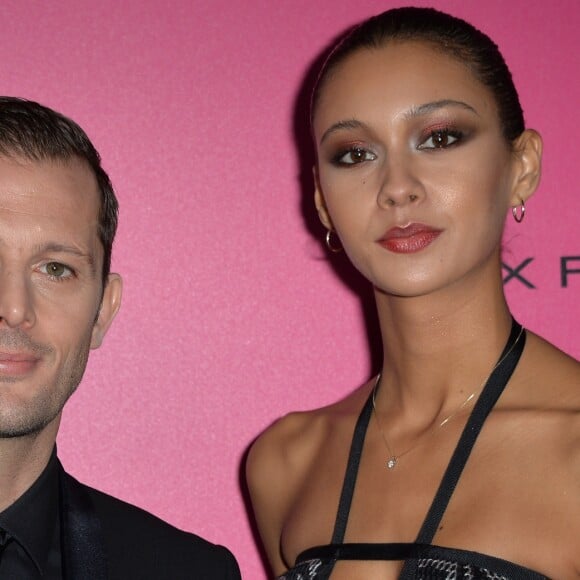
[0,270,36,329]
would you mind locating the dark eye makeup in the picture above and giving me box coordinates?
[331,145,377,167]
[323,117,473,169]
[418,126,465,150]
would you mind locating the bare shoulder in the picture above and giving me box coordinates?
[246,408,328,498]
[246,403,335,574]
[518,332,580,461]
[246,390,364,507]
[522,333,580,569]
[246,386,370,574]
[516,330,580,492]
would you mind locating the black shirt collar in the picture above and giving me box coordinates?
[0,448,59,575]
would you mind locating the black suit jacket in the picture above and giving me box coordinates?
[59,462,241,579]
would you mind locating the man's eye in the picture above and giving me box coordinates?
[334,147,377,166]
[419,129,462,150]
[40,262,73,279]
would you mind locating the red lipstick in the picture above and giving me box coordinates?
[378,223,442,254]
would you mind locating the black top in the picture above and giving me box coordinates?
[58,460,241,579]
[0,450,62,578]
[0,449,241,579]
[280,320,550,579]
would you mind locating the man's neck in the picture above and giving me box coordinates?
[0,419,59,512]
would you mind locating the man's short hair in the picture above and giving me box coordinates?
[0,97,118,283]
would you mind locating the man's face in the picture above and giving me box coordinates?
[0,155,121,438]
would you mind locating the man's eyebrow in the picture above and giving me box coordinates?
[320,119,368,145]
[319,100,479,145]
[38,243,97,275]
[404,99,480,119]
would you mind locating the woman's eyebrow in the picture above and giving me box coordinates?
[319,119,368,145]
[404,99,480,119]
[319,100,479,145]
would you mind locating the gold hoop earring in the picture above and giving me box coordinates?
[325,230,342,253]
[512,198,525,223]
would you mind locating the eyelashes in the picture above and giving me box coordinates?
[327,126,467,168]
[331,146,377,166]
[418,127,464,150]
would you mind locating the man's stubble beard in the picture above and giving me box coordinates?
[0,332,92,439]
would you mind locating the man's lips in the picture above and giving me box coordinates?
[0,352,40,376]
[377,223,442,254]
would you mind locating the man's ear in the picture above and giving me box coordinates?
[91,273,122,350]
[509,129,543,207]
[313,166,333,230]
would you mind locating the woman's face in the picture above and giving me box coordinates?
[313,41,532,298]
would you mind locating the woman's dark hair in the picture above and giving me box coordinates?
[312,7,525,143]
[0,97,118,284]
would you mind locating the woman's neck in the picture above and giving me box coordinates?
[373,271,513,423]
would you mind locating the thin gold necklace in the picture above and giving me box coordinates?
[371,326,524,470]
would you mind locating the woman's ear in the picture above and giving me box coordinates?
[509,129,543,207]
[313,166,333,230]
[91,274,123,350]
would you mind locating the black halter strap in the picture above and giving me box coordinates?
[412,319,524,542]
[330,387,374,544]
[330,319,526,557]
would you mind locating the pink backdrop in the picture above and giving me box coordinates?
[0,0,577,577]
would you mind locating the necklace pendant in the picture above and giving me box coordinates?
[386,457,397,469]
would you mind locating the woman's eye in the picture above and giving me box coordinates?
[334,147,377,166]
[40,262,73,279]
[419,129,462,150]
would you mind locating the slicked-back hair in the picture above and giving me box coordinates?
[0,97,118,283]
[312,7,525,145]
